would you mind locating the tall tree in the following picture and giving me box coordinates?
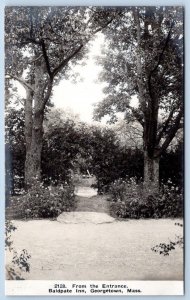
[94,6,183,192]
[5,6,119,188]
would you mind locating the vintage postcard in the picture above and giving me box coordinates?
[5,6,184,296]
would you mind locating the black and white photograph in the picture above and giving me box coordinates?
[4,5,184,295]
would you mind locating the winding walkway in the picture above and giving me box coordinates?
[57,185,114,224]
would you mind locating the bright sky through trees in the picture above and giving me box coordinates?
[14,33,107,124]
[52,33,106,123]
[13,32,135,124]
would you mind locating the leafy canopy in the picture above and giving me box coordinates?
[94,7,183,157]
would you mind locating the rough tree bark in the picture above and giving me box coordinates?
[143,151,159,193]
[24,61,51,188]
[24,109,44,187]
[24,88,33,187]
[133,8,160,193]
[133,8,182,194]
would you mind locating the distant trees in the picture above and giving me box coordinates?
[42,120,89,185]
[5,107,142,193]
[94,7,183,192]
[6,106,183,197]
[86,126,143,192]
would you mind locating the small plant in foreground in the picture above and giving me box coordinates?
[5,220,17,251]
[151,223,183,256]
[5,220,31,280]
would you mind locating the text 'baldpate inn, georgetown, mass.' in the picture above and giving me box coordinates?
[48,283,142,295]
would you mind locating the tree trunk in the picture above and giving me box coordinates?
[24,89,33,188]
[144,150,159,194]
[24,62,45,189]
[24,109,44,188]
[24,89,33,152]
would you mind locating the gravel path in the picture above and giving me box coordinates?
[75,191,109,214]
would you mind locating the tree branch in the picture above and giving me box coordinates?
[148,22,174,82]
[51,13,118,79]
[126,105,144,127]
[156,105,177,144]
[41,79,53,111]
[85,9,122,36]
[133,8,147,116]
[156,108,183,157]
[23,36,41,45]
[44,11,119,80]
[40,39,53,78]
[44,80,53,103]
[6,74,34,92]
[130,107,144,126]
[30,54,43,64]
[93,15,116,35]
[52,44,83,77]
[49,22,64,40]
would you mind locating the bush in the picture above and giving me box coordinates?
[109,178,183,219]
[151,223,183,255]
[8,182,76,219]
[156,184,183,218]
[5,220,17,251]
[5,220,31,280]
[108,177,143,202]
[160,142,184,188]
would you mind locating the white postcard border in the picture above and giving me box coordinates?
[5,280,184,296]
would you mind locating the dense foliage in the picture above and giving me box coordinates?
[5,108,25,201]
[8,182,75,219]
[5,108,144,195]
[87,127,142,193]
[42,121,83,185]
[5,107,183,198]
[160,142,183,187]
[109,178,183,219]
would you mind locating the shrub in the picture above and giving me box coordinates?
[109,178,183,219]
[5,220,17,251]
[156,184,183,218]
[151,223,183,255]
[108,177,143,202]
[160,142,184,188]
[110,195,156,219]
[8,182,76,219]
[5,220,31,280]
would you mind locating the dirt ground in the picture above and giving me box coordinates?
[6,185,183,280]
